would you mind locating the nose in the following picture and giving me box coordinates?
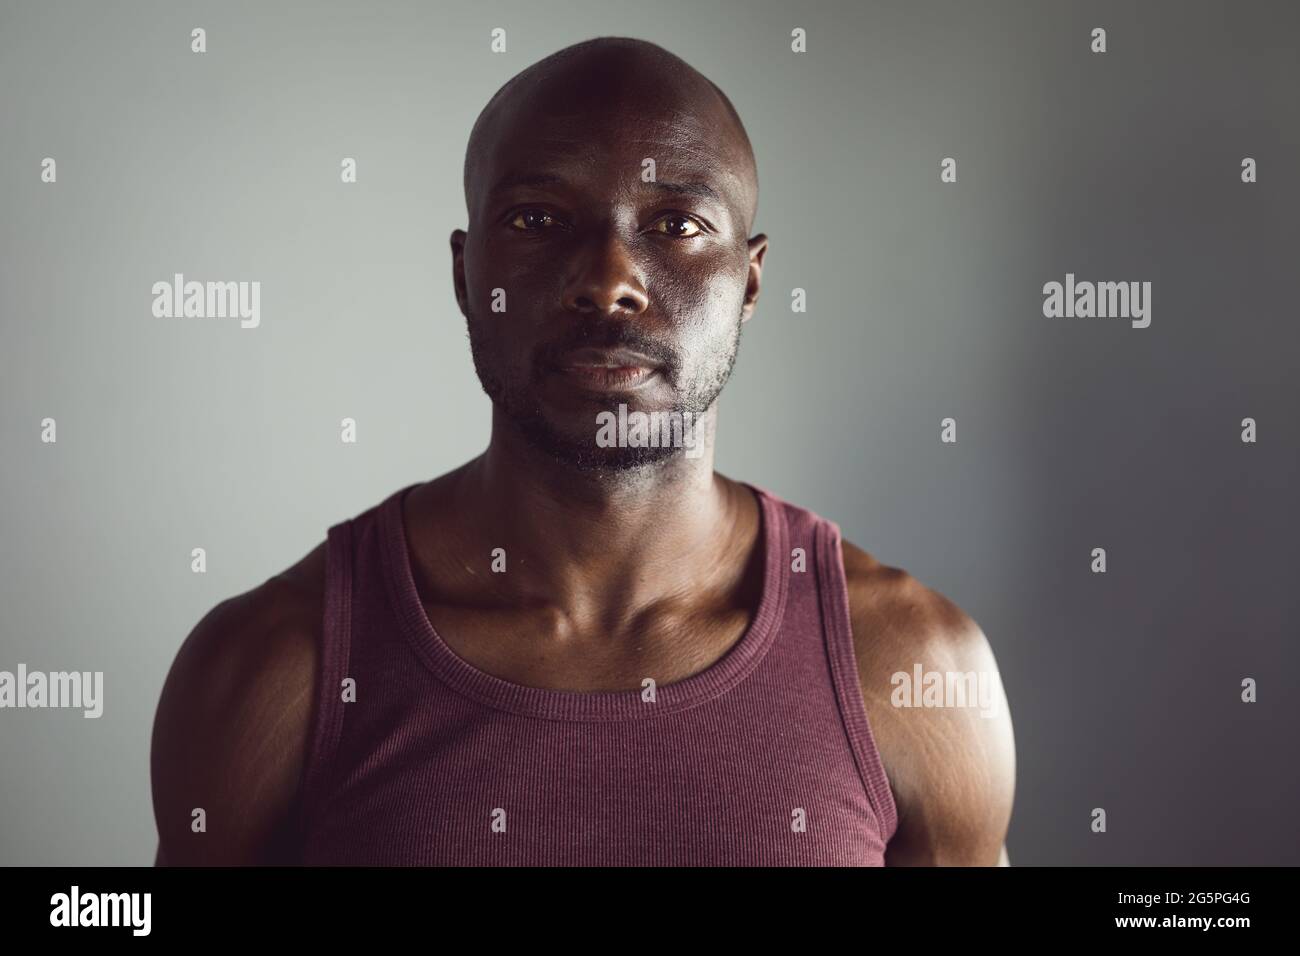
[561,227,650,316]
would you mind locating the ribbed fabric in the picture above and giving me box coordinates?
[295,481,898,866]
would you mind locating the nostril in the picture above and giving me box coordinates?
[570,294,644,315]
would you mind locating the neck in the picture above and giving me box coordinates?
[438,405,753,632]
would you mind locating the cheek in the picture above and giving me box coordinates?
[705,262,748,316]
[467,236,558,320]
[654,257,744,325]
[655,267,744,374]
[663,260,748,343]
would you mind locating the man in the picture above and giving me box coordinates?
[152,36,1014,866]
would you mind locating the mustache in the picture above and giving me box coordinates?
[537,321,679,372]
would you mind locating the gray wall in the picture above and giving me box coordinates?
[1,0,1296,865]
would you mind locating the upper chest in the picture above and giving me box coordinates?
[416,595,757,693]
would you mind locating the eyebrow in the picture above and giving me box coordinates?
[490,172,568,194]
[654,180,722,202]
[489,171,722,203]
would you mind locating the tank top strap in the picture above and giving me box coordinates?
[745,483,899,844]
[813,511,900,843]
[294,513,357,839]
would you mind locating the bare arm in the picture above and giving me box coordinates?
[843,541,1016,866]
[151,558,322,866]
[881,618,1015,865]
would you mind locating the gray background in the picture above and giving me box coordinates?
[1,0,1296,865]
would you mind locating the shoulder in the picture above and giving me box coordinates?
[839,538,994,680]
[839,536,1016,865]
[150,541,326,865]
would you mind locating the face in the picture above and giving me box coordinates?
[453,80,765,473]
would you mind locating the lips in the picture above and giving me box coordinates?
[552,346,663,391]
[554,346,663,370]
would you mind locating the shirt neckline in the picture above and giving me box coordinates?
[379,479,789,722]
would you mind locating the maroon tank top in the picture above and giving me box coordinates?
[295,481,898,865]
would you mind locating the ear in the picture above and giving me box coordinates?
[450,229,469,317]
[741,233,769,323]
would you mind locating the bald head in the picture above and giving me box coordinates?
[462,37,759,235]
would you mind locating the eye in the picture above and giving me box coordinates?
[508,209,565,231]
[651,214,704,238]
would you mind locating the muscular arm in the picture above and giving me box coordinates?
[151,548,323,865]
[842,540,1016,866]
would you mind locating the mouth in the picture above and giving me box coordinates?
[552,347,663,392]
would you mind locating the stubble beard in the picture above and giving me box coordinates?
[465,308,743,475]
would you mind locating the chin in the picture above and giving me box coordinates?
[534,434,682,473]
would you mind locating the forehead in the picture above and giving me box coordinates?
[472,92,750,219]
